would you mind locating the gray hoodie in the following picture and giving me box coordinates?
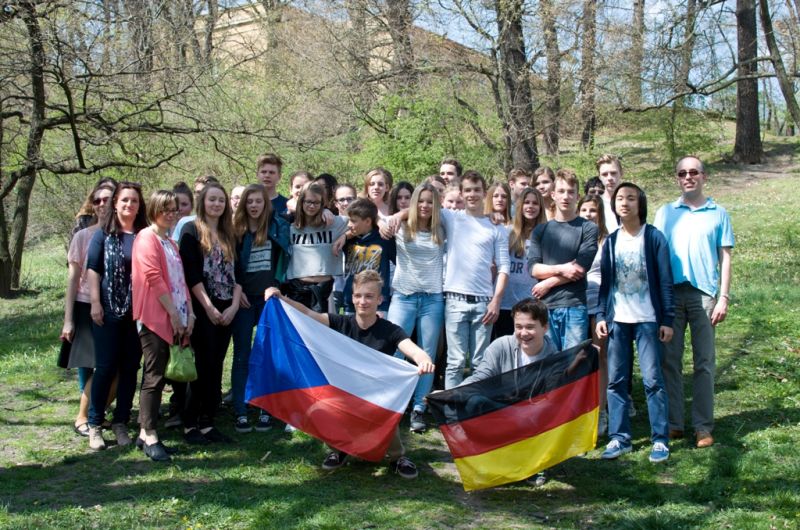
[461,334,558,386]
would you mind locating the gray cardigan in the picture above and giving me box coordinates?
[461,335,558,386]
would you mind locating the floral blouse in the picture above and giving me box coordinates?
[161,238,190,326]
[203,241,235,300]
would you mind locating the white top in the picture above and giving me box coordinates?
[500,227,536,310]
[612,226,656,323]
[586,244,602,312]
[517,348,538,367]
[287,217,349,279]
[440,209,510,297]
[392,225,445,295]
[603,195,619,233]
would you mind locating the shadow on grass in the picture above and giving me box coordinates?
[2,406,798,527]
[0,306,62,360]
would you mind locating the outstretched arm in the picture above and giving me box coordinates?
[397,339,435,374]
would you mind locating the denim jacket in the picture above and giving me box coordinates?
[235,212,291,285]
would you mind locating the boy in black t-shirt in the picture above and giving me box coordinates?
[264,270,434,479]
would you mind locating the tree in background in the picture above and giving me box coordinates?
[0,0,269,297]
[733,0,763,163]
[579,0,597,149]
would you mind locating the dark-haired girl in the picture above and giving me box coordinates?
[86,182,147,451]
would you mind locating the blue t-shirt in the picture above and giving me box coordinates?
[343,228,396,312]
[653,197,734,297]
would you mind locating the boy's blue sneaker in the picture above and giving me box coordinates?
[601,439,632,459]
[648,442,670,463]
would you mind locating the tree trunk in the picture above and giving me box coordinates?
[258,0,281,51]
[127,0,154,85]
[759,0,800,130]
[579,0,597,149]
[676,0,697,102]
[345,0,374,113]
[495,0,539,170]
[385,0,417,90]
[629,0,645,106]
[541,0,560,155]
[207,0,218,58]
[666,0,697,162]
[0,3,46,297]
[733,0,763,163]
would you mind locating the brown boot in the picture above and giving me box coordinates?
[696,431,714,448]
[112,423,132,447]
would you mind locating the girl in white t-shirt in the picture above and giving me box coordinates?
[494,187,547,339]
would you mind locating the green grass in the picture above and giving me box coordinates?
[1,140,799,529]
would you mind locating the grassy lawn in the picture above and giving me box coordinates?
[1,142,799,529]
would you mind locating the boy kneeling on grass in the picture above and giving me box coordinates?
[264,270,435,479]
[451,297,557,486]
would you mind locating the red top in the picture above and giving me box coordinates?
[132,228,191,344]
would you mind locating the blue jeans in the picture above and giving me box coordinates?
[607,321,669,444]
[89,314,142,427]
[387,292,444,412]
[547,306,589,351]
[78,368,93,392]
[444,297,492,389]
[231,297,266,417]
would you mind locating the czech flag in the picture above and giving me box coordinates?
[426,340,598,490]
[246,298,419,461]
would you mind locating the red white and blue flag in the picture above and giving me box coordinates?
[246,298,419,461]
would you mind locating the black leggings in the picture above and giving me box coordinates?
[185,298,233,429]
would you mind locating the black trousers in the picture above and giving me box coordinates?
[185,297,233,428]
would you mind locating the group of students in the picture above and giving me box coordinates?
[60,151,733,480]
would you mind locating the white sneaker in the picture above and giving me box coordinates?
[88,426,106,451]
[649,442,670,463]
[284,423,297,433]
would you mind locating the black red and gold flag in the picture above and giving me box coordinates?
[427,340,598,491]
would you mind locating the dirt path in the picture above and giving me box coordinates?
[713,141,800,187]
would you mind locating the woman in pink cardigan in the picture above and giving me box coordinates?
[132,190,195,461]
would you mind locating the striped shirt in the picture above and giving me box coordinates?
[392,225,445,295]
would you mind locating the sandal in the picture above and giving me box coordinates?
[73,422,90,437]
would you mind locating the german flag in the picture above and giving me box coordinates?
[427,340,598,491]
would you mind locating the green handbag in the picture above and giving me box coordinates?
[165,343,198,382]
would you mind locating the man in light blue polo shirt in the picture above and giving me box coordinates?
[654,156,734,449]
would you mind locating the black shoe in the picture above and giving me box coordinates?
[144,441,172,462]
[409,411,427,433]
[234,416,253,433]
[202,427,233,443]
[183,428,210,445]
[389,456,418,479]
[136,437,178,454]
[254,414,272,432]
[321,451,348,470]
